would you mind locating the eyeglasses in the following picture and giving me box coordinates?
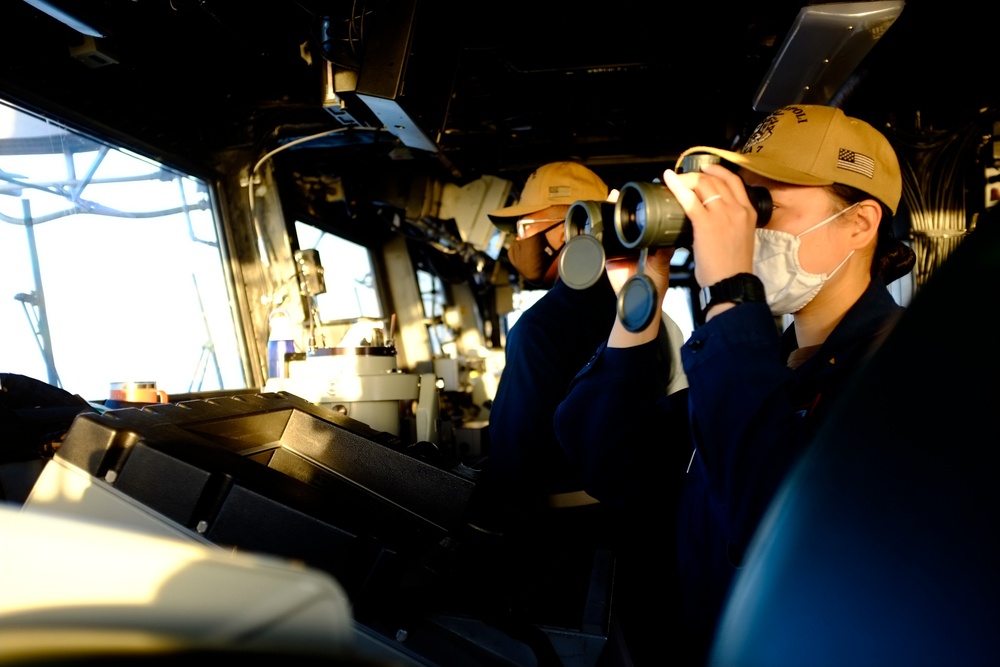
[515,217,564,240]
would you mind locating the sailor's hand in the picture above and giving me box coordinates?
[662,164,756,289]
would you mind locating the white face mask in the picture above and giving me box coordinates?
[753,203,859,316]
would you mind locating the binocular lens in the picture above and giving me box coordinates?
[615,182,690,250]
[566,200,599,237]
[614,179,772,251]
[560,199,637,289]
[619,199,648,244]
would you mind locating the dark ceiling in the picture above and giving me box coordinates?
[0,0,995,189]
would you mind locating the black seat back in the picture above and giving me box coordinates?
[710,218,1000,666]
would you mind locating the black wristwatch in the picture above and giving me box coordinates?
[699,273,766,313]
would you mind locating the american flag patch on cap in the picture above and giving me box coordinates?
[838,148,875,179]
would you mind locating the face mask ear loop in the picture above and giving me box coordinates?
[825,249,855,280]
[537,219,567,241]
[795,202,861,239]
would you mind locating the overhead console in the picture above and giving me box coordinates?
[324,0,456,155]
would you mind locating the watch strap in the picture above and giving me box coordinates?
[699,273,766,313]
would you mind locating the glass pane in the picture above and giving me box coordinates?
[504,287,546,333]
[294,221,383,322]
[664,286,694,342]
[417,268,453,356]
[0,100,246,401]
[504,284,694,342]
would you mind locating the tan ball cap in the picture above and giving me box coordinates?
[679,105,901,215]
[488,161,609,233]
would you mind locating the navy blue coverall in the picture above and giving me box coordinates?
[554,278,904,664]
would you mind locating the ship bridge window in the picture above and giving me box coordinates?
[504,279,695,343]
[417,269,455,357]
[0,98,247,401]
[293,221,383,323]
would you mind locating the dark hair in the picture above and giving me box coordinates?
[828,183,915,284]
